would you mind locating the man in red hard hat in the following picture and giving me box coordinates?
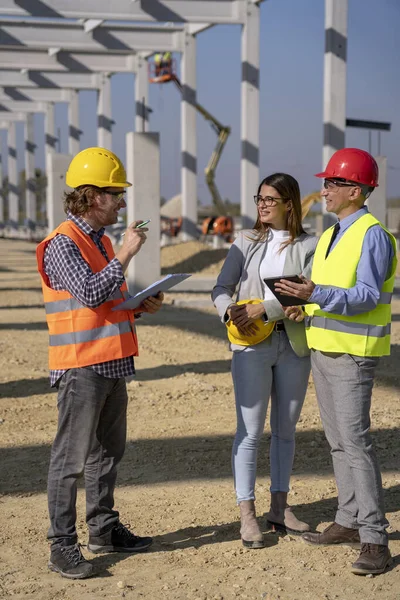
[275,148,397,576]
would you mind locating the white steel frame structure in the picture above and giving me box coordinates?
[0,0,269,239]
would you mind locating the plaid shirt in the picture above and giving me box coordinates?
[43,213,135,386]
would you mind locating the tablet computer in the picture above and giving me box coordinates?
[263,275,311,307]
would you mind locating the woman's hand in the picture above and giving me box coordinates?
[227,302,265,336]
[283,305,305,322]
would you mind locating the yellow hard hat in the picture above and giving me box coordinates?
[66,147,132,189]
[226,299,274,346]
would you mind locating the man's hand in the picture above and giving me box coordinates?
[138,291,164,314]
[121,221,148,258]
[283,305,305,322]
[115,221,149,272]
[227,302,265,336]
[274,275,315,301]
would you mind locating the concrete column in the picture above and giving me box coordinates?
[367,156,387,226]
[7,121,19,232]
[125,132,160,295]
[45,102,57,156]
[46,153,73,232]
[181,27,199,240]
[68,90,81,155]
[45,102,57,232]
[322,0,348,229]
[24,112,36,231]
[97,73,113,149]
[241,0,260,229]
[135,56,149,133]
[0,153,4,228]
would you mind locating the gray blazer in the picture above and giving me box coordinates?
[212,230,318,357]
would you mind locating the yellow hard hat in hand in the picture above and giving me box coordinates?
[226,299,274,346]
[66,147,132,189]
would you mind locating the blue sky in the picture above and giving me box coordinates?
[1,0,399,204]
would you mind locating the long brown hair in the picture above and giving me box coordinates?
[63,185,99,216]
[248,172,306,249]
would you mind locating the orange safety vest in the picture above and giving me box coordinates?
[36,220,138,371]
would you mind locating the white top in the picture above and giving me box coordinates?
[258,228,290,301]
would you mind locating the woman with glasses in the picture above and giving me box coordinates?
[212,173,317,548]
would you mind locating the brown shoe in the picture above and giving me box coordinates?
[302,522,360,548]
[266,492,310,534]
[239,500,265,549]
[351,543,391,575]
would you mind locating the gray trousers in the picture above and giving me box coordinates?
[47,367,128,547]
[311,350,389,545]
[231,330,310,502]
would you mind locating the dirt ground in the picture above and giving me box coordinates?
[0,238,399,600]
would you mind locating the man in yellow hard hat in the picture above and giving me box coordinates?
[161,51,172,75]
[36,147,163,579]
[154,51,162,77]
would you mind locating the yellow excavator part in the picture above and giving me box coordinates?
[301,192,322,220]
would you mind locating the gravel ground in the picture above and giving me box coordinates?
[0,238,399,600]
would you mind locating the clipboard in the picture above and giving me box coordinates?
[112,273,192,311]
[263,275,311,307]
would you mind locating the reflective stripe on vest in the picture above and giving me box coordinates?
[49,320,133,346]
[44,289,125,314]
[305,315,391,338]
[36,220,138,370]
[305,213,397,357]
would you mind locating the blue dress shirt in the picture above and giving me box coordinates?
[310,207,394,316]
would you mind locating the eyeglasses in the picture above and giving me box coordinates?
[323,179,357,190]
[101,189,126,201]
[253,195,285,207]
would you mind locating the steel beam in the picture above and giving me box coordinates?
[0,112,26,123]
[0,49,137,73]
[0,100,47,112]
[0,70,104,88]
[0,0,254,24]
[0,19,184,52]
[0,87,71,102]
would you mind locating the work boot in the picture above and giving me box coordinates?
[351,543,391,575]
[87,522,153,554]
[239,500,265,549]
[266,492,310,534]
[302,522,360,548]
[283,506,310,533]
[48,543,94,580]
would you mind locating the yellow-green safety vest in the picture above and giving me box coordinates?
[305,212,397,357]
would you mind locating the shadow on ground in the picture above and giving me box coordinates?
[1,430,399,496]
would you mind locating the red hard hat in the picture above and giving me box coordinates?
[315,148,379,187]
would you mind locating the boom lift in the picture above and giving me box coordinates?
[149,59,231,219]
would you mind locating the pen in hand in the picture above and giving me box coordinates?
[121,220,151,237]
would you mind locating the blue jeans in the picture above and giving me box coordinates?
[47,367,128,546]
[231,330,310,502]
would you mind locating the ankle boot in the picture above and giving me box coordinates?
[266,492,310,534]
[239,500,265,548]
